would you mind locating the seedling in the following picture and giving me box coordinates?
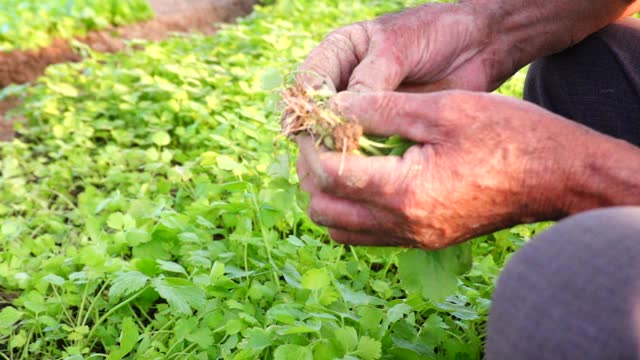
[280,74,413,162]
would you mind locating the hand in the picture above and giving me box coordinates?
[298,2,515,93]
[296,91,598,249]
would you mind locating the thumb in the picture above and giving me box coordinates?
[331,91,449,144]
[347,44,408,92]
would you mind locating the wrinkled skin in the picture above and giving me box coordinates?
[295,1,640,249]
[294,3,539,249]
[297,91,599,249]
[299,3,513,94]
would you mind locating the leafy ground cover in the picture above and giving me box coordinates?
[0,0,153,52]
[0,0,550,359]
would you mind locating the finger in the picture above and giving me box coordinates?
[307,191,392,233]
[298,137,415,205]
[347,40,408,92]
[395,58,495,93]
[296,155,314,193]
[295,135,330,187]
[331,91,454,144]
[298,25,370,92]
[328,228,409,247]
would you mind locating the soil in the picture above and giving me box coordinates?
[0,289,18,309]
[333,122,363,153]
[281,84,362,152]
[0,0,257,141]
[0,0,256,88]
[0,97,20,142]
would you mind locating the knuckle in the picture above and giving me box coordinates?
[371,92,397,120]
[428,91,470,137]
[395,195,419,226]
[390,160,423,214]
[438,90,473,116]
[405,215,451,250]
[415,233,447,250]
[323,27,356,52]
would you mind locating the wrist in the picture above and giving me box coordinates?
[563,133,640,215]
[455,1,522,89]
[461,0,637,91]
[509,113,615,223]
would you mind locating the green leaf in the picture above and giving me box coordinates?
[335,281,377,305]
[260,67,283,90]
[119,317,139,354]
[49,83,78,97]
[0,306,23,328]
[151,277,205,315]
[151,131,171,146]
[441,242,473,276]
[273,344,313,360]
[333,327,358,353]
[398,245,471,301]
[387,303,412,324]
[107,212,136,230]
[156,259,187,275]
[313,340,340,360]
[355,336,382,360]
[266,303,307,325]
[301,268,331,290]
[10,330,27,348]
[185,327,214,349]
[246,328,272,350]
[267,154,290,179]
[216,155,245,173]
[126,229,151,246]
[109,271,149,299]
[42,273,65,286]
[20,291,47,314]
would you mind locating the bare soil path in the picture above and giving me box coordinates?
[0,0,256,141]
[0,0,256,88]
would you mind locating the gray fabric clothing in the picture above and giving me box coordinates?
[487,208,640,359]
[487,17,640,359]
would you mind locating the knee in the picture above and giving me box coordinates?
[487,207,640,359]
[493,207,640,298]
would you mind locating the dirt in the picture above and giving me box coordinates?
[0,0,256,88]
[281,84,363,152]
[0,288,18,310]
[0,97,20,142]
[0,0,257,141]
[333,123,363,153]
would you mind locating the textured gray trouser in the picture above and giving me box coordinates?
[486,208,640,359]
[486,18,640,359]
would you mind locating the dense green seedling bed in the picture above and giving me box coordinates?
[0,0,153,52]
[0,0,546,358]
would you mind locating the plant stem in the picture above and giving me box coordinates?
[247,183,280,288]
[76,283,90,327]
[85,286,148,346]
[82,281,110,326]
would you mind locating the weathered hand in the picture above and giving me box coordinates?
[296,91,599,249]
[298,2,514,93]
